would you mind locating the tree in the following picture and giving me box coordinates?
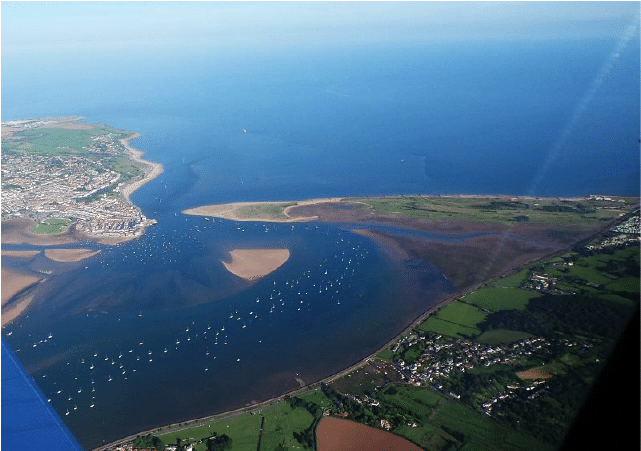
[152,436,165,451]
[207,433,233,451]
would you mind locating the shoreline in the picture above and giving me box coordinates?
[119,132,164,202]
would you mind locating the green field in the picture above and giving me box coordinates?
[461,287,540,311]
[29,218,72,235]
[259,402,315,450]
[379,385,554,451]
[476,329,534,345]
[158,410,262,451]
[346,196,630,229]
[436,301,487,326]
[605,277,640,294]
[417,301,485,338]
[15,127,107,154]
[489,269,529,288]
[417,316,481,338]
[236,203,295,221]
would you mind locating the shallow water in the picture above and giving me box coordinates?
[3,218,455,447]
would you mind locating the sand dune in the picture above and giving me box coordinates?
[221,249,290,280]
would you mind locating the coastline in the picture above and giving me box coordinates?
[93,194,639,450]
[119,132,164,202]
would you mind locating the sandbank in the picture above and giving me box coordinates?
[2,295,34,327]
[221,249,290,280]
[44,248,101,263]
[119,133,164,202]
[183,197,344,222]
[1,267,43,306]
[1,250,41,258]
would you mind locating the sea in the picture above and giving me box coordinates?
[2,38,639,448]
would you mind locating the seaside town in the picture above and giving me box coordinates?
[1,118,158,240]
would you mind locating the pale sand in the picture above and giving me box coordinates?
[221,249,290,280]
[44,248,101,263]
[1,267,43,306]
[119,133,164,202]
[1,250,41,258]
[183,197,344,223]
[2,295,34,327]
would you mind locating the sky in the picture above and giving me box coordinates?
[2,1,639,56]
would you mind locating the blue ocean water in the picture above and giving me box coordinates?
[2,39,640,448]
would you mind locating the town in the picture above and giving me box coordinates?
[1,118,157,240]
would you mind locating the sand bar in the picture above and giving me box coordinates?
[1,267,43,306]
[119,133,164,202]
[1,250,41,258]
[183,197,344,222]
[221,249,290,280]
[44,248,101,263]
[2,295,34,327]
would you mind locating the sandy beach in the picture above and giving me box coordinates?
[44,248,101,263]
[183,197,344,222]
[119,133,164,202]
[221,249,290,280]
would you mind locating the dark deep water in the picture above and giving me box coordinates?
[2,38,639,448]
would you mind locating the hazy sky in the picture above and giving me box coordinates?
[2,2,639,55]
